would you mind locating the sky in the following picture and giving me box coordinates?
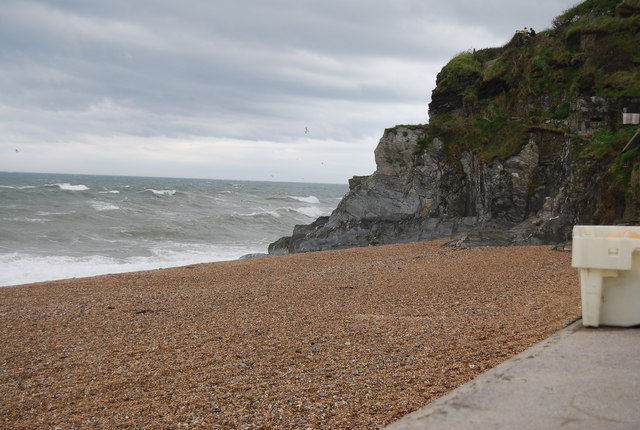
[0,0,580,184]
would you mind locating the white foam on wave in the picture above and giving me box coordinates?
[0,185,36,190]
[99,190,120,194]
[5,217,49,223]
[296,206,324,218]
[48,183,90,191]
[91,201,120,212]
[236,209,282,219]
[37,211,76,216]
[289,195,320,204]
[0,243,265,288]
[144,189,176,196]
[236,205,325,220]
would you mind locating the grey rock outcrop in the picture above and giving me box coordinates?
[273,100,638,255]
[271,97,638,253]
[283,126,569,253]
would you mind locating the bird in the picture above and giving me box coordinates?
[304,127,309,134]
[15,149,19,153]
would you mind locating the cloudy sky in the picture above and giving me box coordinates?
[0,0,578,183]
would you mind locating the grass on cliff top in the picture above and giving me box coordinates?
[552,0,622,28]
[433,0,640,103]
[424,0,640,164]
[432,51,481,97]
[553,0,640,28]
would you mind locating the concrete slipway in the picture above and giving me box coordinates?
[386,320,640,430]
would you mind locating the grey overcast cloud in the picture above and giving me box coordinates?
[1,0,578,183]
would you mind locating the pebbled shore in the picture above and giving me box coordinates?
[0,239,580,429]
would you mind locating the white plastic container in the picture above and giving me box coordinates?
[572,225,640,327]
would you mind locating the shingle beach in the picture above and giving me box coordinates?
[1,239,581,429]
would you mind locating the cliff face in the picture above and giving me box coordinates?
[270,0,640,254]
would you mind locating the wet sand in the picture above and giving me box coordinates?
[0,239,580,429]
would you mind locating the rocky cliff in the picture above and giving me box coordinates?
[270,0,640,255]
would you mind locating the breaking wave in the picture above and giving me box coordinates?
[47,183,90,191]
[144,189,177,196]
[289,195,320,204]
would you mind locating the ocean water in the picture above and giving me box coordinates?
[0,172,348,287]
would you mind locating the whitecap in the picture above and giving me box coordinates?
[0,185,36,190]
[99,190,120,194]
[47,183,90,191]
[239,206,324,219]
[144,189,176,196]
[37,211,76,216]
[91,201,120,212]
[5,217,49,223]
[236,209,282,219]
[289,195,320,204]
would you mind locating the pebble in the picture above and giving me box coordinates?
[0,239,580,429]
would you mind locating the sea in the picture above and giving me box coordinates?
[0,172,348,287]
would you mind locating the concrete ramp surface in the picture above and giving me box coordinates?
[386,321,640,430]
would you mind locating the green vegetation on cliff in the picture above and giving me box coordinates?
[463,0,638,100]
[425,0,640,162]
